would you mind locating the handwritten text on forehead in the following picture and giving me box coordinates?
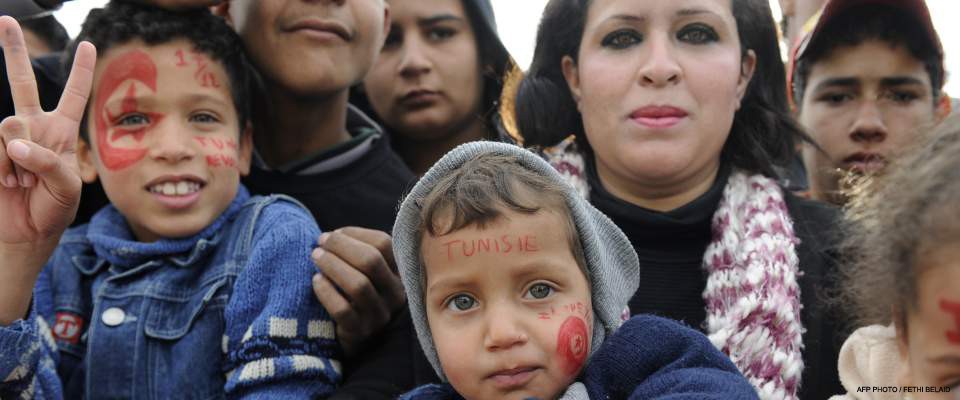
[441,235,540,261]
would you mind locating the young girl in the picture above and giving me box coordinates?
[833,113,960,399]
[353,0,520,175]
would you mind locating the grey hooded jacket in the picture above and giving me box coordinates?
[392,141,640,381]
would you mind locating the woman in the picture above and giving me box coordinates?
[354,0,519,175]
[513,0,843,398]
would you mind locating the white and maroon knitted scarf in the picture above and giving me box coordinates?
[543,138,805,399]
[702,172,804,400]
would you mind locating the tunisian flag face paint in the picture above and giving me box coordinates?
[93,49,163,171]
[556,316,590,377]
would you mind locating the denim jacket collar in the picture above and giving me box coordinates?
[87,186,250,270]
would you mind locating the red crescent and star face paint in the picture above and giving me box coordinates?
[94,48,159,171]
[85,39,247,242]
[556,316,590,377]
[422,209,593,400]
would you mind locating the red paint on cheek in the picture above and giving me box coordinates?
[556,316,589,377]
[206,154,237,168]
[94,50,159,170]
[196,138,240,169]
[939,299,960,344]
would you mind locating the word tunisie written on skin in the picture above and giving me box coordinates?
[441,235,540,261]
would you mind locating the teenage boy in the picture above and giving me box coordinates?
[790,0,951,205]
[213,1,430,397]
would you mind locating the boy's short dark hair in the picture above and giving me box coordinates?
[791,4,944,107]
[20,15,70,53]
[63,1,252,140]
[417,152,587,274]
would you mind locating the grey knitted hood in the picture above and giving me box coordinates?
[393,141,640,380]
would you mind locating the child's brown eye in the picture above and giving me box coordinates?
[527,283,553,299]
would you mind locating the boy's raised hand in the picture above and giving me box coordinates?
[0,16,95,244]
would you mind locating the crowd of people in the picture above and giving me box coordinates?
[0,0,956,399]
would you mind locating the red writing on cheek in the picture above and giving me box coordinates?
[193,137,238,150]
[556,316,589,377]
[538,303,590,321]
[94,50,159,170]
[195,137,240,169]
[939,299,960,344]
[206,154,238,168]
[441,235,539,261]
[175,49,221,88]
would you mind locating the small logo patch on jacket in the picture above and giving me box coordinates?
[53,312,84,344]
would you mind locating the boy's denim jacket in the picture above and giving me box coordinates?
[0,186,341,399]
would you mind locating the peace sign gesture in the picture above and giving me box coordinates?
[0,16,96,244]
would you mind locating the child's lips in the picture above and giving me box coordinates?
[487,366,539,390]
[151,190,202,210]
[144,175,206,210]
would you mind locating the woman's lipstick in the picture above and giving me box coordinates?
[630,106,688,129]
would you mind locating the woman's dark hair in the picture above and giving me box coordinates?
[63,1,253,140]
[840,113,960,329]
[460,0,513,125]
[515,0,809,178]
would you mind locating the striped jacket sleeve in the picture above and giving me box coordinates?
[223,201,341,399]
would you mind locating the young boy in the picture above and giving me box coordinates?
[391,141,758,400]
[789,0,951,205]
[0,3,339,398]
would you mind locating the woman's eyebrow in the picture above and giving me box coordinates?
[418,14,463,26]
[676,8,718,17]
[603,14,645,24]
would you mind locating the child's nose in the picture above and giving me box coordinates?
[483,306,529,351]
[147,120,196,163]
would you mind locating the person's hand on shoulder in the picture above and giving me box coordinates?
[311,227,407,356]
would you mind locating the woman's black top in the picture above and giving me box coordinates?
[587,163,844,400]
[588,164,730,329]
